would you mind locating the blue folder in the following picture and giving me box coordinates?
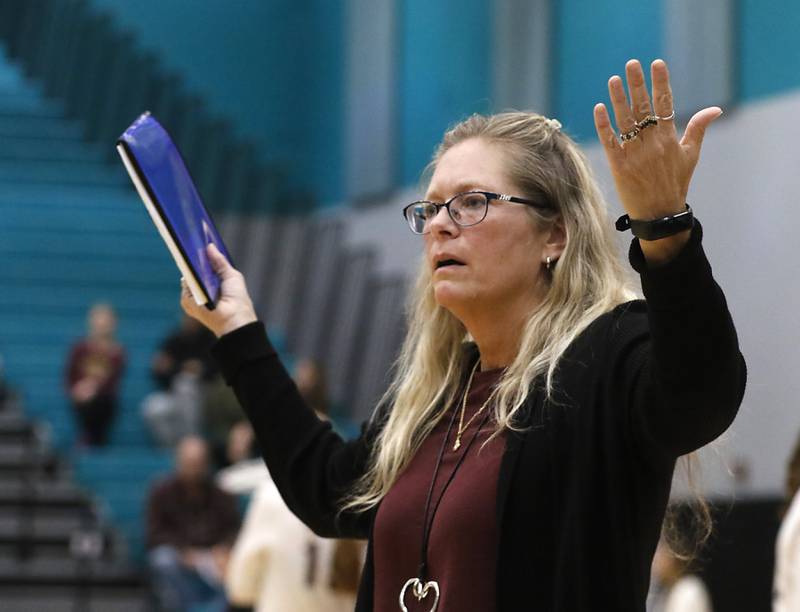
[116,112,232,309]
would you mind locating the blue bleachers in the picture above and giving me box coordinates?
[74,449,174,562]
[0,40,189,565]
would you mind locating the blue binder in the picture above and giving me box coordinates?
[116,112,232,309]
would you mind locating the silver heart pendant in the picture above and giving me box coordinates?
[399,578,440,612]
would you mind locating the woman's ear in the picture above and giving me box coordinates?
[544,217,567,262]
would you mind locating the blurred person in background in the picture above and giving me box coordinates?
[294,358,329,416]
[217,359,328,494]
[225,469,363,612]
[216,420,264,495]
[146,435,240,612]
[648,538,712,612]
[202,374,247,468]
[773,430,800,611]
[142,314,217,447]
[64,302,126,447]
[182,59,746,611]
[225,367,362,612]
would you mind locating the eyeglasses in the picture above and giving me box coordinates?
[402,190,553,235]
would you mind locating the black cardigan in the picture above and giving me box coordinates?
[212,223,746,611]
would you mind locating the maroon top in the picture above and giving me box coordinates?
[64,339,126,399]
[373,368,505,612]
[146,476,240,550]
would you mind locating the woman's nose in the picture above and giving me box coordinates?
[428,205,457,236]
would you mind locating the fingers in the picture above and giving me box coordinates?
[625,60,653,121]
[207,243,237,280]
[681,106,723,159]
[180,278,197,312]
[607,75,637,134]
[650,59,673,116]
[650,59,677,137]
[593,103,622,161]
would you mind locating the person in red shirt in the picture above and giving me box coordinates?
[64,303,126,447]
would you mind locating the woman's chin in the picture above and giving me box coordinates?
[432,283,468,311]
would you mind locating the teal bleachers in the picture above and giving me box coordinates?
[74,449,174,562]
[0,40,190,564]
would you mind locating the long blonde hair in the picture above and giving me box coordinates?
[343,112,634,513]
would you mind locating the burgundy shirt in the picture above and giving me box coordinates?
[373,368,505,612]
[146,476,240,550]
[64,339,126,399]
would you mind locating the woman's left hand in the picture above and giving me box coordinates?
[594,59,722,264]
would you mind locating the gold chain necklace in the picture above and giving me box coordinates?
[453,360,496,451]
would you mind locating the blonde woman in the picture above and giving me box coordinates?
[182,59,746,612]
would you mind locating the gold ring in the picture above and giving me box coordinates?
[620,126,640,142]
[636,115,658,130]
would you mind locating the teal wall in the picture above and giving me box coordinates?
[553,0,662,142]
[89,0,344,205]
[739,0,800,102]
[88,0,800,205]
[398,0,492,186]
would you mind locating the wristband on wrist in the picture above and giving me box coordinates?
[615,203,694,241]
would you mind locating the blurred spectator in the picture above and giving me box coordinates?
[648,539,712,612]
[146,436,240,612]
[64,303,126,447]
[142,315,217,447]
[773,432,800,611]
[216,421,264,495]
[202,375,246,468]
[225,466,362,612]
[224,362,362,611]
[294,358,328,415]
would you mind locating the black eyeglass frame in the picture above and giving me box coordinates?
[401,190,554,235]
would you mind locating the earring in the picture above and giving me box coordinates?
[545,256,552,272]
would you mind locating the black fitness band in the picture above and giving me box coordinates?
[615,203,694,241]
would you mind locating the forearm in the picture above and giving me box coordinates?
[631,221,746,454]
[638,228,691,267]
[212,323,374,537]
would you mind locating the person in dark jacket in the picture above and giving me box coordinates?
[141,314,218,448]
[146,435,240,612]
[181,58,746,612]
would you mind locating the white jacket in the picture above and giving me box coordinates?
[225,470,359,612]
[774,490,800,612]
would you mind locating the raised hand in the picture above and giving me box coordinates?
[593,59,722,264]
[180,243,258,337]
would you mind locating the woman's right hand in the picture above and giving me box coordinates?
[180,243,258,338]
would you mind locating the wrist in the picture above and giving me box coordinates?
[616,203,694,242]
[218,312,258,337]
[638,228,692,266]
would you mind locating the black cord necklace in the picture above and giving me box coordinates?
[398,371,494,612]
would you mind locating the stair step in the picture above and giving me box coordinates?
[0,183,137,208]
[0,95,62,116]
[0,589,146,612]
[0,558,142,587]
[0,294,176,318]
[7,251,172,276]
[1,209,156,234]
[0,136,106,163]
[0,114,84,140]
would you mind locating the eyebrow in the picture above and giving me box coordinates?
[425,183,492,201]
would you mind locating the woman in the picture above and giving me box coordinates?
[182,59,746,611]
[65,302,126,447]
